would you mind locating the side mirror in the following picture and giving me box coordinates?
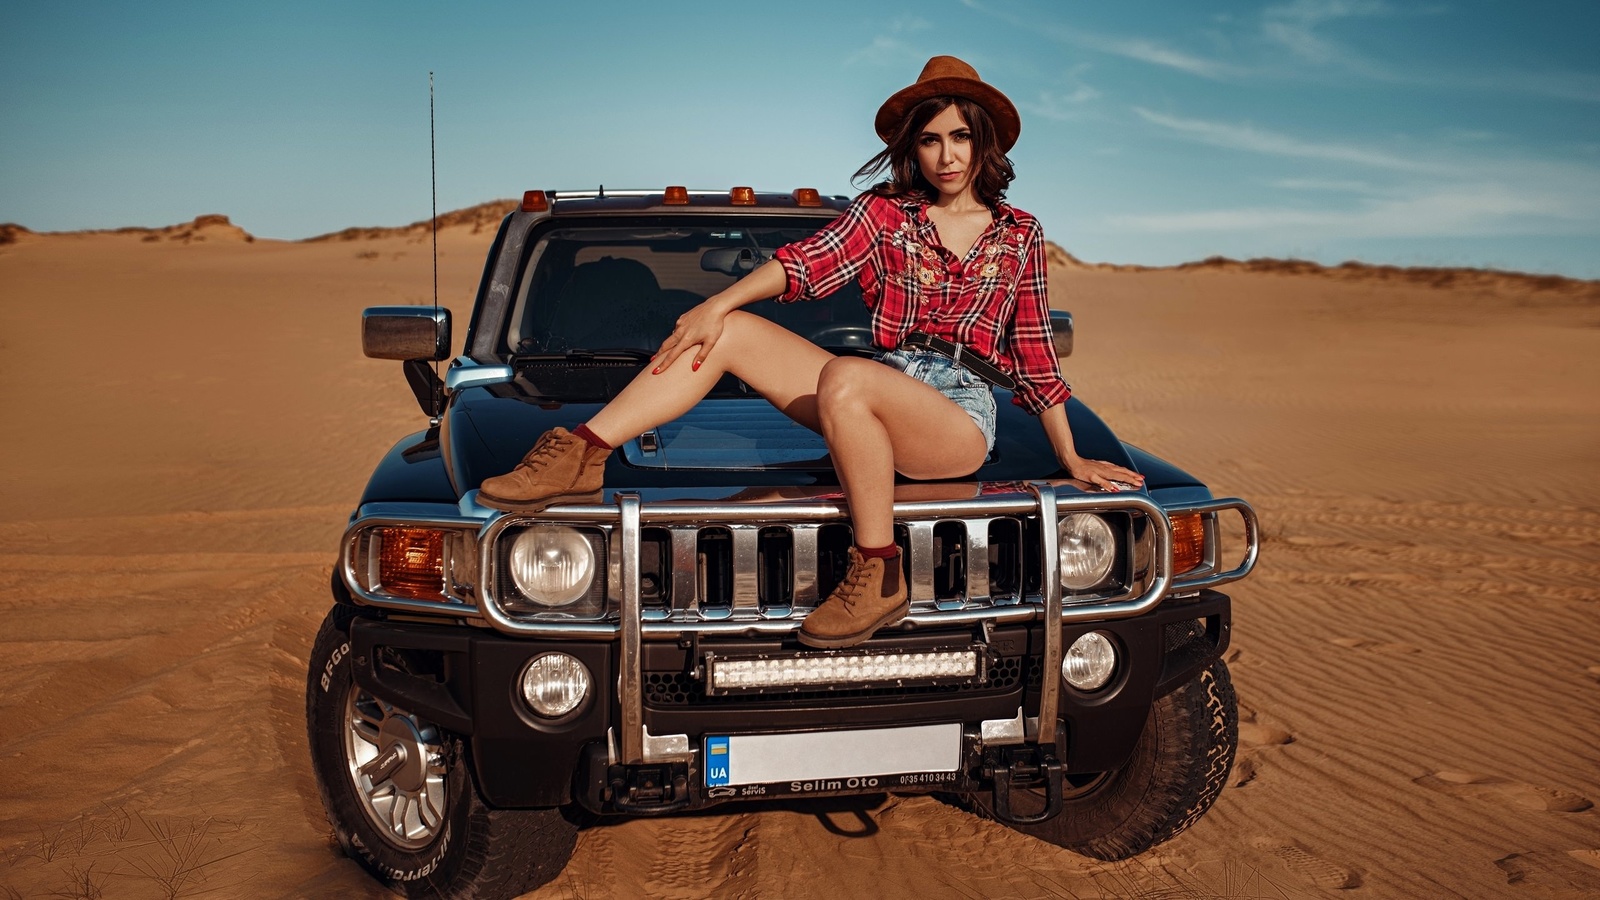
[363,307,451,361]
[1050,310,1073,357]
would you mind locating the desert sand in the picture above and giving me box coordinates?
[2,207,1597,898]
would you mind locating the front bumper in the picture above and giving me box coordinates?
[348,589,1230,812]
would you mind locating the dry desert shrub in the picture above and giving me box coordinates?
[46,864,105,900]
[119,813,255,900]
[28,824,73,863]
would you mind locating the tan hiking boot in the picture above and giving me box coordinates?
[478,427,610,511]
[797,548,909,648]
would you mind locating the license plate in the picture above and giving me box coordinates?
[703,723,960,796]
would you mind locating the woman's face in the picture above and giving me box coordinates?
[916,103,977,202]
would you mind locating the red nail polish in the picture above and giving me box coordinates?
[692,360,701,371]
[651,367,660,375]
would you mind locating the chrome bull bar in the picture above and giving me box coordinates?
[472,487,1178,639]
[340,489,1259,768]
[607,483,1175,765]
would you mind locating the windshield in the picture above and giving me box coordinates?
[505,220,872,357]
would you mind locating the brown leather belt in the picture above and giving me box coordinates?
[901,331,1016,390]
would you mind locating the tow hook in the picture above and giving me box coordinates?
[983,745,1065,825]
[606,763,690,814]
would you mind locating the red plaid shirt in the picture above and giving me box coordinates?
[774,191,1071,415]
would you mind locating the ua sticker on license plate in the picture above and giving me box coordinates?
[704,724,960,794]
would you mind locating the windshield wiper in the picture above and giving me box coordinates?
[512,349,654,365]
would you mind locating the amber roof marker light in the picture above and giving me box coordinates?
[730,186,757,206]
[521,190,549,212]
[663,186,690,205]
[793,187,822,207]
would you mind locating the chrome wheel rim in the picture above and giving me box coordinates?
[343,684,449,850]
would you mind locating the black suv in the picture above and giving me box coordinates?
[307,187,1259,898]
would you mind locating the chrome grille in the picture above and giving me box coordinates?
[629,515,1072,621]
[465,487,1226,638]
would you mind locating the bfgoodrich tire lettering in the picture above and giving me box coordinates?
[959,658,1239,860]
[306,606,578,898]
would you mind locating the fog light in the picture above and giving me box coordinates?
[519,653,591,717]
[1063,632,1117,691]
[508,526,596,606]
[1059,513,1116,590]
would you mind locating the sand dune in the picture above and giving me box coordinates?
[1,209,1597,898]
[1045,243,1600,304]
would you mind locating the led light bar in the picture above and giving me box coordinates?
[703,646,986,695]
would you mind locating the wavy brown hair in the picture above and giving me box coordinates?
[854,96,1015,208]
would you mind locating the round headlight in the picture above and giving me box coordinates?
[1059,513,1116,590]
[508,526,596,607]
[520,653,591,717]
[1063,632,1117,691]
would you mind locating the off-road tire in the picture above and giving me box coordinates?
[306,605,578,898]
[957,658,1238,860]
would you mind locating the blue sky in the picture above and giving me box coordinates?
[4,0,1598,277]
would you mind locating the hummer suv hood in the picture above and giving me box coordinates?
[616,401,829,470]
[440,384,1150,499]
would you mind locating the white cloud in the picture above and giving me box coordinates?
[1021,86,1101,121]
[1118,105,1600,242]
[1107,184,1584,238]
[967,0,1600,103]
[1091,36,1245,79]
[843,13,937,67]
[1272,177,1377,193]
[887,14,931,32]
[1258,1,1600,103]
[1133,107,1448,173]
[1257,1,1391,67]
[844,36,920,68]
[960,0,1249,80]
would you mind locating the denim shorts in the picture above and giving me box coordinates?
[875,347,998,454]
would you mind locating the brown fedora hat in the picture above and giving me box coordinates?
[875,55,1021,152]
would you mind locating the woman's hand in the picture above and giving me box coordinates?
[650,259,789,374]
[1038,405,1145,491]
[1060,453,1146,492]
[651,298,730,374]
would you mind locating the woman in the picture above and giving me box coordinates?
[479,55,1144,648]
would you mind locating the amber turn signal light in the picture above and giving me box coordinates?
[730,186,756,205]
[663,185,690,205]
[792,187,822,207]
[1170,513,1206,575]
[521,190,549,212]
[378,527,446,599]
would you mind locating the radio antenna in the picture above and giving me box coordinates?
[429,71,441,419]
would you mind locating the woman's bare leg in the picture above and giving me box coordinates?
[583,312,986,548]
[584,310,833,443]
[816,357,989,547]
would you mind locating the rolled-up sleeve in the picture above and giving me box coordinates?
[1005,225,1072,415]
[773,193,885,302]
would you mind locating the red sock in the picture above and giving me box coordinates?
[573,423,612,450]
[856,542,900,560]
